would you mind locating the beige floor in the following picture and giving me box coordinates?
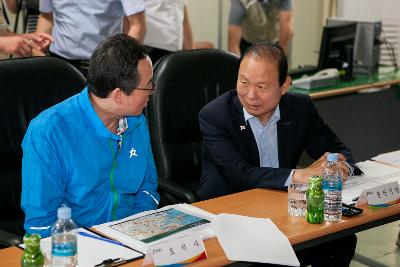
[350,221,400,267]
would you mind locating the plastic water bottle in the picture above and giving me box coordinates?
[51,207,78,267]
[322,153,343,222]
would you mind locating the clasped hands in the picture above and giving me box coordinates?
[293,152,352,184]
[5,32,53,57]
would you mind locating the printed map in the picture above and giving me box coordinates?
[110,208,209,243]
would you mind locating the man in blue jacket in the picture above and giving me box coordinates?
[21,34,159,237]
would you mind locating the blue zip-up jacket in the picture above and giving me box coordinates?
[21,88,159,237]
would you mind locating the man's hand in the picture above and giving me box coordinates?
[0,32,53,57]
[0,35,32,57]
[293,153,351,184]
[293,153,328,184]
[24,32,53,51]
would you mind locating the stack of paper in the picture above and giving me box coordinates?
[93,204,215,253]
[93,204,299,266]
[343,160,400,204]
[372,150,400,169]
[212,214,300,266]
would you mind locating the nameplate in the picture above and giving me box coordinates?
[143,233,207,266]
[365,181,400,211]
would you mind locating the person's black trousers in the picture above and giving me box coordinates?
[235,234,357,267]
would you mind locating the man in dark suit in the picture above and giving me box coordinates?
[198,42,358,266]
[198,43,356,200]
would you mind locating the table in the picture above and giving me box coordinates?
[290,68,400,99]
[1,189,399,267]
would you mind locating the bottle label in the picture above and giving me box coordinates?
[322,178,342,191]
[52,242,77,257]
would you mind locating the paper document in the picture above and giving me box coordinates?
[372,150,400,169]
[93,204,215,253]
[343,160,400,204]
[212,213,300,266]
[21,228,143,267]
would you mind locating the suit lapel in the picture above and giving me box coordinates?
[277,95,295,167]
[232,95,260,166]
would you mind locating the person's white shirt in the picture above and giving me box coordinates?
[143,0,186,52]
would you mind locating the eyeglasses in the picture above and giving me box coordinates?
[133,81,156,95]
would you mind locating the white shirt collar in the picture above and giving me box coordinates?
[243,105,281,124]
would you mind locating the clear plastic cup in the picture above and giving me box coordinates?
[288,183,308,216]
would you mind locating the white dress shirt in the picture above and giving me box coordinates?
[143,0,186,52]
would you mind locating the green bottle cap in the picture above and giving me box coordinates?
[309,175,322,184]
[23,233,41,245]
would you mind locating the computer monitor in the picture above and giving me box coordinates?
[318,23,358,76]
[327,18,382,74]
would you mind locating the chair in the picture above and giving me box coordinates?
[0,57,86,247]
[146,49,239,205]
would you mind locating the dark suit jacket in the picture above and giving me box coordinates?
[197,90,358,200]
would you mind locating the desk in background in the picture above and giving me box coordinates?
[1,189,399,267]
[291,67,400,166]
[290,67,400,99]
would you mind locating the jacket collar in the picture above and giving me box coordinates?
[231,91,260,165]
[231,91,296,167]
[277,93,296,166]
[77,87,141,140]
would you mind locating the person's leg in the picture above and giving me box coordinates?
[324,234,357,267]
[295,234,357,267]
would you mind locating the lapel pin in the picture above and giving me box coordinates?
[240,125,246,131]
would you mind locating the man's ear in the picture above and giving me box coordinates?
[280,75,291,96]
[110,88,123,105]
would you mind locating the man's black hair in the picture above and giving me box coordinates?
[241,42,288,86]
[87,34,149,98]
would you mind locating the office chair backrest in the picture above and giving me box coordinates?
[147,49,239,203]
[0,57,86,242]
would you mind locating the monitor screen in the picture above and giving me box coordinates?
[318,23,358,70]
[327,18,382,74]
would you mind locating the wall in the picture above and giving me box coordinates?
[337,0,400,67]
[186,0,230,50]
[337,0,400,21]
[290,0,323,68]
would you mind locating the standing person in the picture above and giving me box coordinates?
[21,34,159,238]
[34,0,146,77]
[0,0,51,57]
[198,42,359,266]
[4,0,41,33]
[228,0,293,57]
[140,0,194,64]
